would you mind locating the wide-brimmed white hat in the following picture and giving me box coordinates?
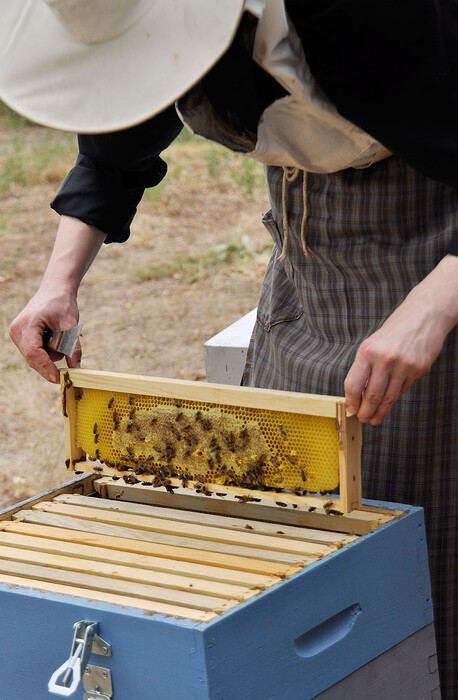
[0,0,245,133]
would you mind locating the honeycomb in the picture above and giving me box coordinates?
[74,388,339,492]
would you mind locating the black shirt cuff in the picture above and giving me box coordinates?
[51,106,182,243]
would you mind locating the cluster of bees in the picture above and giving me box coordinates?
[84,395,312,495]
[108,399,278,489]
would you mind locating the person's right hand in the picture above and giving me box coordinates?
[9,284,81,383]
[9,215,106,383]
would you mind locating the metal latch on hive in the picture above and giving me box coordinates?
[48,620,112,697]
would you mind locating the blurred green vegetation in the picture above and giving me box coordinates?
[136,237,273,284]
[0,100,77,193]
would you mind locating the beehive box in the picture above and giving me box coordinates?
[0,370,438,699]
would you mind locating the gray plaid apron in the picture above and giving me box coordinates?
[243,157,458,698]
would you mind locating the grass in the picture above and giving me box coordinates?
[0,101,77,193]
[136,239,273,283]
[231,157,264,197]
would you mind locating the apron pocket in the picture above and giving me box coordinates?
[257,211,303,331]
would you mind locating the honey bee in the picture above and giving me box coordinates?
[108,397,114,409]
[62,371,72,389]
[151,418,158,426]
[301,468,307,482]
[128,396,134,405]
[93,424,98,434]
[275,501,287,507]
[323,500,334,509]
[94,434,99,444]
[327,508,343,516]
[244,524,253,530]
[285,454,295,465]
[123,474,139,485]
[92,466,103,472]
[195,411,202,422]
[65,459,70,468]
[129,407,136,420]
[270,457,280,467]
[172,399,181,408]
[308,506,316,512]
[95,449,101,460]
[201,418,212,431]
[222,431,236,449]
[235,494,256,503]
[238,428,249,449]
[279,425,287,436]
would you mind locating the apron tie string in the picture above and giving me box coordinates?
[279,167,310,261]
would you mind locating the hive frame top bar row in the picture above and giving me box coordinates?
[60,369,362,513]
[62,369,345,417]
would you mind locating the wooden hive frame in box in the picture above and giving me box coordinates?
[61,368,362,514]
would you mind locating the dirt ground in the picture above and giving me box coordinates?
[0,108,271,509]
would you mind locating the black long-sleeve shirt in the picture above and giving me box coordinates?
[52,2,458,254]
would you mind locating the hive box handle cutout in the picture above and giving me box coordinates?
[294,603,362,658]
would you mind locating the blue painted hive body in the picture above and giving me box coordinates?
[0,474,434,700]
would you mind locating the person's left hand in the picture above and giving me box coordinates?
[344,254,458,425]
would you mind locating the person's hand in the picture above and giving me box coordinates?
[344,254,458,425]
[9,284,81,383]
[9,215,106,383]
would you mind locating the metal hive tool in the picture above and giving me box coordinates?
[61,369,362,513]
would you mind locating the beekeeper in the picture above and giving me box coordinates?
[1,1,456,695]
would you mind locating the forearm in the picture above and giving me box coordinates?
[411,253,458,331]
[40,215,106,294]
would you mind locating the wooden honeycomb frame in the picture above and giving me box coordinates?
[61,369,362,514]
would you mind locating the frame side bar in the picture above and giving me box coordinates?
[61,371,86,470]
[337,403,362,513]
